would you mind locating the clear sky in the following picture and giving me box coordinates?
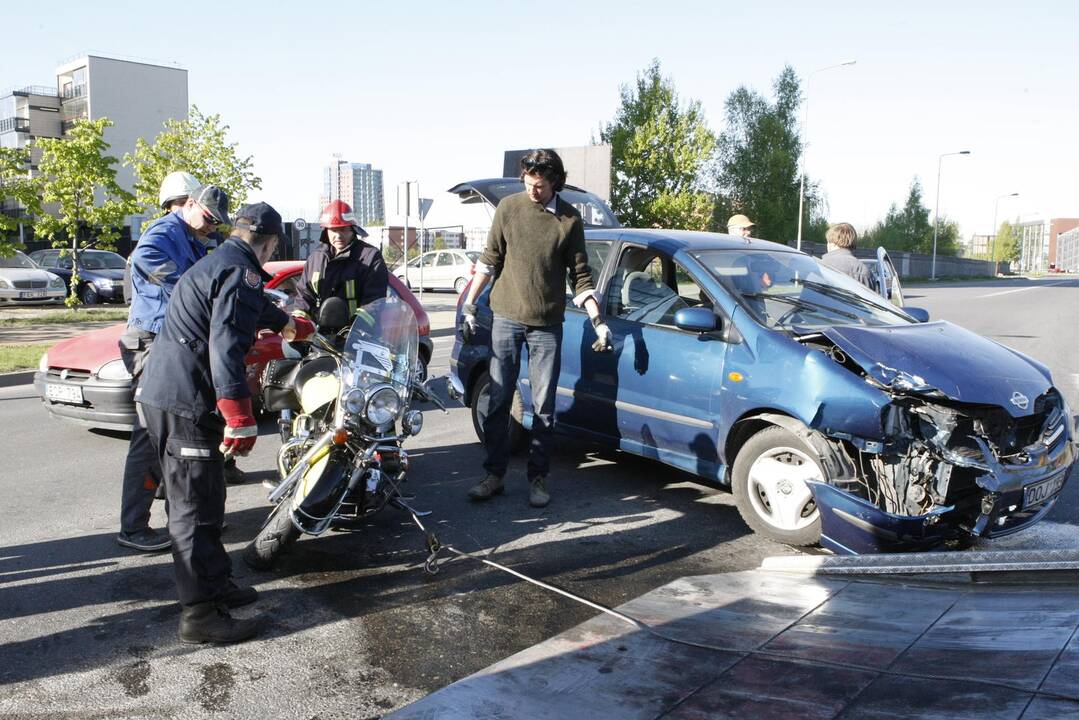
[6,1,1078,239]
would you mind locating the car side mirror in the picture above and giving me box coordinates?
[674,307,719,334]
[903,306,930,323]
[318,296,351,332]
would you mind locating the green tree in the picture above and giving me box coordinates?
[124,105,261,228]
[713,65,824,244]
[992,220,1021,262]
[599,60,716,229]
[0,146,41,256]
[861,178,962,256]
[33,118,138,307]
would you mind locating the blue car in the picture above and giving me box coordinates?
[28,248,127,304]
[448,180,1074,554]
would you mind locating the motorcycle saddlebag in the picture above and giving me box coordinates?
[261,358,303,412]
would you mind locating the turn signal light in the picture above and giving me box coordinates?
[728,372,744,382]
[332,427,349,445]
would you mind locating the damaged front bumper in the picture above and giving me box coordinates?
[810,431,1074,555]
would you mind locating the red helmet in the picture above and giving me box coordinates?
[318,199,368,241]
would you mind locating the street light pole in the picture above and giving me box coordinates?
[796,59,856,251]
[990,192,1019,269]
[930,150,971,280]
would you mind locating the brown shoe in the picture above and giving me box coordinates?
[529,476,550,508]
[468,474,504,501]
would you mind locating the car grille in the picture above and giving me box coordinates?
[46,368,92,381]
[14,280,47,289]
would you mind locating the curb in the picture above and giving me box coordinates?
[761,549,1079,575]
[0,370,35,388]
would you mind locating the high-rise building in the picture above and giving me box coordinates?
[320,159,385,226]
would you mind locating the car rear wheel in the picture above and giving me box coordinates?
[80,284,99,305]
[454,277,468,294]
[732,426,823,546]
[470,370,526,454]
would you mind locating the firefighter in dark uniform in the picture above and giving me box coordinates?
[136,202,315,644]
[293,199,389,322]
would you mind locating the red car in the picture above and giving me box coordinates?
[34,261,432,431]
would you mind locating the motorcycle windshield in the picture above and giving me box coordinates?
[342,297,419,397]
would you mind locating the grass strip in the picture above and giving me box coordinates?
[0,309,128,327]
[0,343,52,373]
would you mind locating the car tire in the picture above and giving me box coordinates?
[731,425,823,546]
[470,370,526,455]
[80,284,98,306]
[454,277,468,294]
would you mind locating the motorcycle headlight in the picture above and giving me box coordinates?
[343,387,366,414]
[365,386,401,426]
[403,410,423,436]
[97,358,132,381]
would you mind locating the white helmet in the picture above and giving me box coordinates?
[158,171,201,209]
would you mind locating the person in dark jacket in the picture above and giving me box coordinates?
[293,199,389,322]
[136,202,314,644]
[459,149,612,508]
[117,182,228,553]
[820,222,873,289]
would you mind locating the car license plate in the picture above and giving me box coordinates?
[45,383,83,404]
[1024,473,1066,509]
[20,291,47,299]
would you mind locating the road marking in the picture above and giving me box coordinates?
[977,280,1068,298]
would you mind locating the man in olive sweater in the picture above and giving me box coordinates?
[460,149,612,508]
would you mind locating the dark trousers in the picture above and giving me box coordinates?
[119,329,161,534]
[140,404,231,607]
[483,314,562,480]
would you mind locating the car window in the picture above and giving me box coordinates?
[57,256,73,270]
[436,252,454,266]
[605,247,693,326]
[0,251,36,269]
[421,253,437,268]
[564,240,611,305]
[84,251,126,270]
[695,249,913,329]
[465,251,480,263]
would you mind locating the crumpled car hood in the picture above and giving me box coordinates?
[820,321,1052,417]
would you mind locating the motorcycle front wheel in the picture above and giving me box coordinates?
[243,498,301,570]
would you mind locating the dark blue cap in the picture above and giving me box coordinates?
[233,202,284,237]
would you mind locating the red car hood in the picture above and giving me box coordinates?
[46,323,126,373]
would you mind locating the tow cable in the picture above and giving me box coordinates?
[402,508,1079,705]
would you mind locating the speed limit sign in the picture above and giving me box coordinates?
[294,218,308,231]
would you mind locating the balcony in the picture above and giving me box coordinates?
[61,84,87,100]
[9,85,59,98]
[0,117,30,134]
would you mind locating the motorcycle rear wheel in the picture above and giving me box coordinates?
[244,499,301,570]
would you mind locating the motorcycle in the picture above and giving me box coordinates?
[244,296,445,570]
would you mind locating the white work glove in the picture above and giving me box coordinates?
[591,316,612,352]
[461,303,479,343]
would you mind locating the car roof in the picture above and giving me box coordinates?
[585,228,804,257]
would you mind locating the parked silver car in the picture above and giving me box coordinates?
[0,251,67,305]
[394,249,479,294]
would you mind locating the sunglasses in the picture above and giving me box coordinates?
[198,204,221,225]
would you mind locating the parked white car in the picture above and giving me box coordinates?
[393,249,478,293]
[0,251,67,305]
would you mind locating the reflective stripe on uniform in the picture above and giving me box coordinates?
[346,279,357,317]
[180,447,212,458]
[311,271,321,294]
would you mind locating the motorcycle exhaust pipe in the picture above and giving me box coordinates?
[269,431,334,505]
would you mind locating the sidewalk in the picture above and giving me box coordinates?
[389,551,1079,719]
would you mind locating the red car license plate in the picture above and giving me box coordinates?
[1023,473,1066,509]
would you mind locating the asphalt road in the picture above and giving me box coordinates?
[1,280,1076,718]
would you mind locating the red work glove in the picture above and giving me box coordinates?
[281,316,315,342]
[217,397,258,457]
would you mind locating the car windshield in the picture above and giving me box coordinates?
[81,251,126,270]
[480,181,620,228]
[465,250,479,262]
[695,249,913,330]
[0,252,36,269]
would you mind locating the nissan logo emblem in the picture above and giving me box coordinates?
[1010,391,1029,410]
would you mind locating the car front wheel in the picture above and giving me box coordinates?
[732,426,823,546]
[454,277,468,294]
[80,284,99,305]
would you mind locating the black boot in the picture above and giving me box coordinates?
[178,602,259,644]
[220,581,258,608]
[223,458,247,485]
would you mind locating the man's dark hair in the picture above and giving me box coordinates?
[519,148,567,191]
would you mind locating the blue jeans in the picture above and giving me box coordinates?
[483,314,562,480]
